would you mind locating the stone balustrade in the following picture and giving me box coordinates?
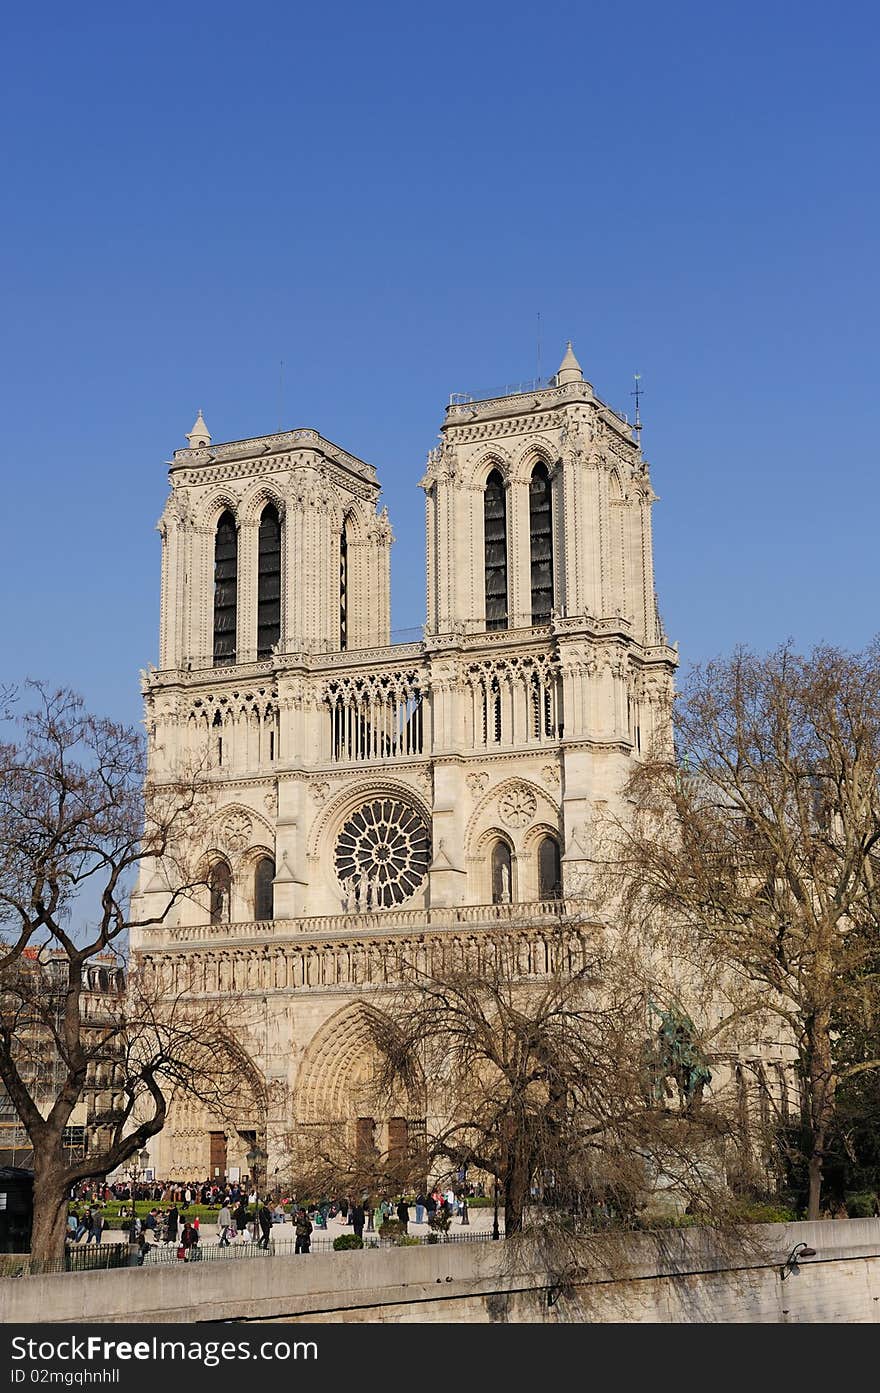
[138,898,587,946]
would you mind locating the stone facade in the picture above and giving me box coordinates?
[130,346,679,1182]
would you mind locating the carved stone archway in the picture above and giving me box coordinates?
[294,1003,425,1185]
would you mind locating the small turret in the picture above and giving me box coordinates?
[555,342,583,386]
[186,410,212,448]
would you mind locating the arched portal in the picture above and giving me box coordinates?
[294,1004,426,1187]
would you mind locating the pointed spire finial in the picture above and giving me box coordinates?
[186,409,211,448]
[556,341,583,385]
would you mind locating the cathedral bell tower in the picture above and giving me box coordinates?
[420,343,676,894]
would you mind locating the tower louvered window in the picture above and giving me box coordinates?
[213,511,238,666]
[257,504,281,658]
[340,522,348,651]
[484,470,508,631]
[529,463,553,625]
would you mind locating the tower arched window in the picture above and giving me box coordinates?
[491,840,513,905]
[484,470,508,631]
[257,504,281,658]
[213,511,238,666]
[529,463,553,625]
[538,835,562,900]
[209,860,232,925]
[253,857,275,921]
[340,521,349,651]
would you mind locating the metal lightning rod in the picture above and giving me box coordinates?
[631,373,643,448]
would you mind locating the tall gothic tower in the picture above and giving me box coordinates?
[131,345,678,1181]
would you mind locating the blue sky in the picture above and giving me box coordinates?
[3,0,878,729]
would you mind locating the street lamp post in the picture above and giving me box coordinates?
[457,1165,469,1225]
[246,1143,268,1202]
[127,1146,150,1255]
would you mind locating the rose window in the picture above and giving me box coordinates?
[335,798,431,908]
[499,785,537,829]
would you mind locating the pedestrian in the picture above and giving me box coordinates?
[217,1202,232,1246]
[180,1221,199,1260]
[233,1200,249,1240]
[415,1192,426,1225]
[351,1202,365,1241]
[396,1197,410,1233]
[258,1200,273,1250]
[166,1205,179,1245]
[425,1192,437,1223]
[86,1209,104,1245]
[295,1209,313,1255]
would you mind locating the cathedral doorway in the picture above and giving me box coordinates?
[294,1004,425,1190]
[209,1130,228,1180]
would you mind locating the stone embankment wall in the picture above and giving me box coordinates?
[4,1221,880,1324]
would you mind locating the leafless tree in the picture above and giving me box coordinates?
[596,641,880,1219]
[366,928,737,1238]
[0,683,249,1263]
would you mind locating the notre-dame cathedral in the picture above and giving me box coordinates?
[130,344,679,1183]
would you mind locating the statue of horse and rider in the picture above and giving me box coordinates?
[645,999,712,1109]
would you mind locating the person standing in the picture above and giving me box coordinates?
[396,1197,410,1233]
[233,1199,249,1240]
[166,1205,179,1245]
[217,1202,232,1246]
[258,1201,273,1250]
[295,1209,313,1255]
[86,1209,104,1245]
[414,1192,426,1225]
[351,1202,365,1242]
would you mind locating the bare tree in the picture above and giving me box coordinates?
[0,683,248,1264]
[598,641,880,1219]
[284,1114,422,1207]
[367,928,736,1237]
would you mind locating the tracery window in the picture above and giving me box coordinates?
[529,463,553,624]
[254,857,275,921]
[538,835,562,900]
[257,504,281,658]
[209,860,232,925]
[484,470,508,631]
[491,840,513,905]
[213,511,238,666]
[335,797,430,908]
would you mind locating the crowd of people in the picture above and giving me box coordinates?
[66,1177,479,1262]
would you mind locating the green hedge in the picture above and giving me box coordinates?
[845,1192,878,1218]
[332,1234,364,1251]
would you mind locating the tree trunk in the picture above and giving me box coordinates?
[807,1136,825,1223]
[806,1012,835,1222]
[29,1156,72,1268]
[503,1144,530,1236]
